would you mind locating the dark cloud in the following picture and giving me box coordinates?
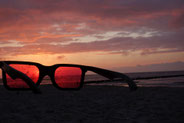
[0,0,184,57]
[57,55,65,60]
[0,29,183,56]
[113,61,184,72]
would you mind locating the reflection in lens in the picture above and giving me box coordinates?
[6,64,39,88]
[55,67,82,88]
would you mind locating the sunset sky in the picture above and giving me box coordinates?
[0,0,184,72]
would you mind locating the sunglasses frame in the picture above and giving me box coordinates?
[2,61,87,91]
[1,61,137,92]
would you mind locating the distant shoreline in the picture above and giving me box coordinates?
[1,70,184,87]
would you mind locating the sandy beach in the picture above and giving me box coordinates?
[0,84,184,123]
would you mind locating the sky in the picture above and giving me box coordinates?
[0,0,184,72]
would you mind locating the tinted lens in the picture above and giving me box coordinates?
[55,67,82,88]
[5,64,39,88]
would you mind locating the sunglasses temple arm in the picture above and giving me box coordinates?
[0,62,41,94]
[85,66,137,91]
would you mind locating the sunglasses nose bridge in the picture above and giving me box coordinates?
[41,66,53,76]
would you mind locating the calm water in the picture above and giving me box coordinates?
[0,71,184,87]
[84,71,184,87]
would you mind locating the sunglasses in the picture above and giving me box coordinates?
[0,61,137,93]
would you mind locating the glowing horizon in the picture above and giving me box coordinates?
[0,0,184,72]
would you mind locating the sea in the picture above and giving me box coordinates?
[0,71,184,87]
[84,70,184,87]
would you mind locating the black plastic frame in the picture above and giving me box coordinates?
[1,61,137,92]
[0,61,41,93]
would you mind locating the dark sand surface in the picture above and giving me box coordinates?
[0,85,184,123]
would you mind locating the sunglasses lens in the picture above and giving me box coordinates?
[55,67,82,88]
[5,64,39,88]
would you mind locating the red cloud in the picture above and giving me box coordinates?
[0,0,184,58]
[0,30,184,56]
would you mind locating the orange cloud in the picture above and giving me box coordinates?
[0,0,184,63]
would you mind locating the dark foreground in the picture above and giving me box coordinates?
[0,85,184,123]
